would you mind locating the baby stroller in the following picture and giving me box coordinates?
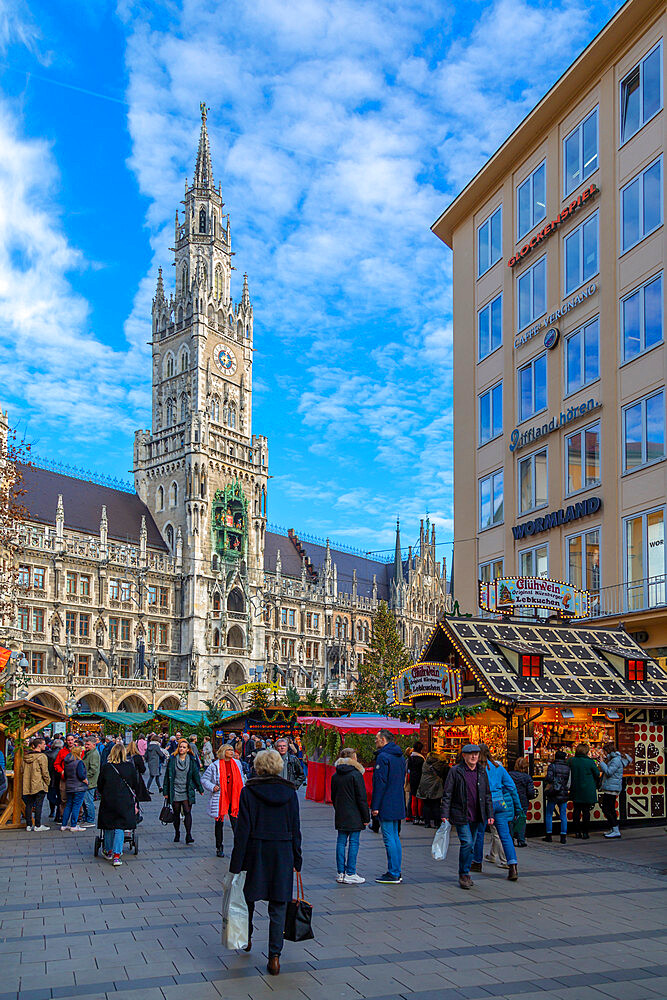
[94,824,139,857]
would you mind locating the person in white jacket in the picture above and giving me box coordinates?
[201,745,245,857]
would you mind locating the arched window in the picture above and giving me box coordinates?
[227,625,244,649]
[180,350,189,372]
[181,267,188,296]
[229,406,236,430]
[180,395,188,422]
[356,621,363,641]
[213,628,220,648]
[166,524,174,551]
[165,399,174,426]
[227,589,244,613]
[157,486,164,511]
[237,320,243,338]
[335,617,341,639]
[199,208,206,233]
[343,619,348,639]
[165,354,174,378]
[213,593,221,612]
[210,396,219,422]
[170,482,178,507]
[363,622,369,642]
[212,213,216,236]
[215,266,223,300]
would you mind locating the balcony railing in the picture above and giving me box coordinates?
[588,575,667,618]
[25,672,188,691]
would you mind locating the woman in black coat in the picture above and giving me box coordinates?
[229,749,302,977]
[330,748,370,884]
[97,744,139,866]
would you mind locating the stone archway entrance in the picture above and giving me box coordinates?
[117,694,149,713]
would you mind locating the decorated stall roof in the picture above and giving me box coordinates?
[420,618,667,706]
[298,715,419,734]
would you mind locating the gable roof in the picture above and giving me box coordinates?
[263,529,392,601]
[19,464,167,551]
[420,617,667,706]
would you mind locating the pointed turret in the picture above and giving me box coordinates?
[56,494,64,546]
[393,519,402,586]
[99,505,108,557]
[242,273,250,308]
[139,515,147,564]
[154,267,165,305]
[194,102,214,190]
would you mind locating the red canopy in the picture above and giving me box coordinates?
[297,715,418,735]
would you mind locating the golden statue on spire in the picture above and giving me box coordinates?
[200,101,208,122]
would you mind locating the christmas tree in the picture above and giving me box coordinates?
[355,601,412,713]
[248,682,271,711]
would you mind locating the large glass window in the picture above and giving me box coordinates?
[566,422,600,493]
[479,559,504,584]
[478,293,502,360]
[518,353,547,421]
[623,390,665,471]
[564,211,598,295]
[565,316,600,395]
[518,447,547,514]
[624,507,665,610]
[564,107,598,197]
[519,544,549,578]
[621,272,663,362]
[479,470,504,531]
[479,382,503,444]
[517,161,546,240]
[621,156,663,253]
[567,528,601,596]
[620,42,663,145]
[517,256,546,330]
[478,206,502,276]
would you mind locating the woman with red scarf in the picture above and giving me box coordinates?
[202,744,245,857]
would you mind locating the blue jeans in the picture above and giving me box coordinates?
[82,789,96,824]
[103,828,125,856]
[61,790,86,828]
[336,830,360,875]
[455,821,484,875]
[545,799,567,834]
[473,807,518,865]
[380,820,401,878]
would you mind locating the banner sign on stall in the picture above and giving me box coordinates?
[479,577,589,618]
[389,661,461,707]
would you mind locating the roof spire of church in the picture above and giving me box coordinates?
[193,102,214,190]
[393,518,402,585]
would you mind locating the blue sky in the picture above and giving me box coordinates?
[0,0,624,561]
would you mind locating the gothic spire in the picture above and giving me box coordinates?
[194,102,214,190]
[155,266,165,304]
[242,272,250,308]
[393,518,402,586]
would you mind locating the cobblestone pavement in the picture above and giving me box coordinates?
[1,792,667,1000]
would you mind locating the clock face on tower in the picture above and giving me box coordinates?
[213,344,237,376]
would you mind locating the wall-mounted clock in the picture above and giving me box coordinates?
[214,344,237,375]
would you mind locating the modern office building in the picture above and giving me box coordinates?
[432,0,667,653]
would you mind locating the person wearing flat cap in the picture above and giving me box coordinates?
[441,744,494,890]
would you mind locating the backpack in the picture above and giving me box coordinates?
[545,761,571,801]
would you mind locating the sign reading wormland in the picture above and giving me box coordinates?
[512,496,601,540]
[509,399,600,453]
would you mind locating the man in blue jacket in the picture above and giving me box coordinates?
[371,730,407,883]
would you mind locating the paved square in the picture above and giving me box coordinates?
[1,794,666,1000]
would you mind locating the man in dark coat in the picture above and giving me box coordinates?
[331,748,370,883]
[441,744,494,890]
[371,730,407,884]
[229,748,302,977]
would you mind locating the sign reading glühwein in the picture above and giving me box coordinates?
[479,577,589,618]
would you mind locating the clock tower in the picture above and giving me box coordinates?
[133,103,269,704]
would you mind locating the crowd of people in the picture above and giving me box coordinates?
[6,722,628,974]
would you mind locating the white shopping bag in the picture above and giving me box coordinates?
[221,871,249,950]
[431,820,451,861]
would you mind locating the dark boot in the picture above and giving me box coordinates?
[560,834,567,844]
[507,864,518,881]
[173,830,180,843]
[582,832,590,840]
[541,834,552,842]
[267,955,280,975]
[470,861,482,872]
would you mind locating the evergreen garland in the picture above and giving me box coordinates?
[393,699,493,722]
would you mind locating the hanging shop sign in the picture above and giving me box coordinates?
[389,661,461,707]
[512,496,601,540]
[507,183,599,267]
[514,282,597,349]
[479,576,589,618]
[509,398,601,452]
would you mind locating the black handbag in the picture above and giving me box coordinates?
[284,871,314,942]
[159,802,175,825]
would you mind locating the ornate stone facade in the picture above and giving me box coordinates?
[2,106,449,713]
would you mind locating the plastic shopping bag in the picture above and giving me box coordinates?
[431,820,451,861]
[221,871,249,950]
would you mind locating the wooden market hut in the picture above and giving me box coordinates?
[0,700,69,831]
